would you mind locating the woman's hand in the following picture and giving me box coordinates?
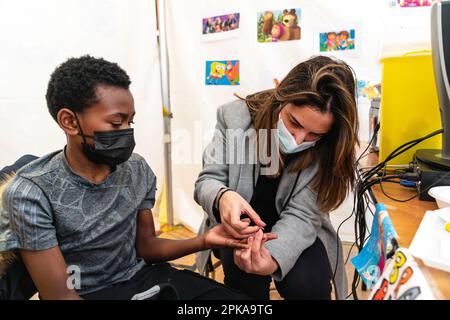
[233,230,279,276]
[218,190,266,239]
[203,224,251,250]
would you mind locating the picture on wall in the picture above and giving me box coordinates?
[397,0,433,8]
[319,29,356,52]
[205,60,239,86]
[357,80,381,100]
[202,13,240,42]
[257,8,301,43]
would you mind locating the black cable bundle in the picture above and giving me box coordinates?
[341,127,444,300]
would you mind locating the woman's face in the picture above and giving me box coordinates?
[280,103,334,144]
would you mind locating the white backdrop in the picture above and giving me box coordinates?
[0,0,165,198]
[165,0,433,238]
[0,0,434,239]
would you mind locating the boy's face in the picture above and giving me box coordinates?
[75,85,135,138]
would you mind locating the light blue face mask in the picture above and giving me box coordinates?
[277,116,318,154]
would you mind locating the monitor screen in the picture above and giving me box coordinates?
[431,0,450,158]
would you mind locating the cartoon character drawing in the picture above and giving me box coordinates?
[326,32,337,51]
[214,17,222,33]
[363,265,381,288]
[206,62,227,85]
[261,9,301,42]
[203,18,214,34]
[262,11,274,35]
[225,61,239,85]
[337,30,350,50]
[398,0,432,7]
[222,14,238,32]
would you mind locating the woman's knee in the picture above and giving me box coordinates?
[275,239,332,300]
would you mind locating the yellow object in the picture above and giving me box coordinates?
[445,222,450,233]
[159,178,168,226]
[162,106,173,118]
[157,178,179,233]
[379,50,442,165]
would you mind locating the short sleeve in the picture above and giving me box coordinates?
[138,160,157,210]
[0,176,58,251]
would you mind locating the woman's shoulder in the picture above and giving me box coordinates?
[216,100,253,130]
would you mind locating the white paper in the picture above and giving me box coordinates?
[409,211,450,273]
[369,248,435,300]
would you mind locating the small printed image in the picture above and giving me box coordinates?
[202,13,240,34]
[205,60,240,86]
[352,204,398,289]
[357,80,381,99]
[320,29,355,52]
[397,0,433,8]
[257,9,301,43]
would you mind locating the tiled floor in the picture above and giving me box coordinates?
[161,225,370,300]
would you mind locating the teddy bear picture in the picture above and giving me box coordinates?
[257,8,301,43]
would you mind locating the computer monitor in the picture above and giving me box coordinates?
[415,0,450,170]
[432,0,450,158]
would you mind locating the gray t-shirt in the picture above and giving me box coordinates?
[0,150,156,295]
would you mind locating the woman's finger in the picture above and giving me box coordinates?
[243,205,266,228]
[240,218,251,224]
[233,250,243,268]
[251,230,263,259]
[229,216,261,235]
[240,237,253,272]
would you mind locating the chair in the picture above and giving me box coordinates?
[0,154,38,300]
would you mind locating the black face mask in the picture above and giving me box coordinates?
[75,114,136,167]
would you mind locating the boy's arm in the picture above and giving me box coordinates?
[20,247,82,300]
[135,209,250,264]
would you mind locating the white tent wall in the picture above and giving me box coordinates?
[0,0,165,207]
[165,0,432,238]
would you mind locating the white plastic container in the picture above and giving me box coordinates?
[428,186,450,208]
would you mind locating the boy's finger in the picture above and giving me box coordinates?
[262,232,278,241]
[227,240,250,250]
[224,224,248,239]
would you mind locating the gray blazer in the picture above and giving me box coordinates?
[194,100,348,299]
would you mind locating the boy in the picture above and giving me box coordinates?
[0,56,271,300]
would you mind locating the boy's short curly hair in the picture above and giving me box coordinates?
[45,55,131,121]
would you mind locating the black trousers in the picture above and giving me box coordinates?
[219,237,332,300]
[81,263,249,300]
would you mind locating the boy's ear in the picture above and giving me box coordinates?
[57,108,79,137]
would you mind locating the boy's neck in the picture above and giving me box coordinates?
[64,143,112,185]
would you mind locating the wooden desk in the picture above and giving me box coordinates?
[366,154,450,299]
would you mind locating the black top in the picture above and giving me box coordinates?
[213,155,298,230]
[212,168,282,231]
[247,173,282,232]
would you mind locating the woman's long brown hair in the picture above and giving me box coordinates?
[240,56,359,213]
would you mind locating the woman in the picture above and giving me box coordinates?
[194,56,359,300]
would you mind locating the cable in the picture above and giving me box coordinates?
[362,129,443,181]
[348,128,443,300]
[379,179,418,202]
[355,122,380,165]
